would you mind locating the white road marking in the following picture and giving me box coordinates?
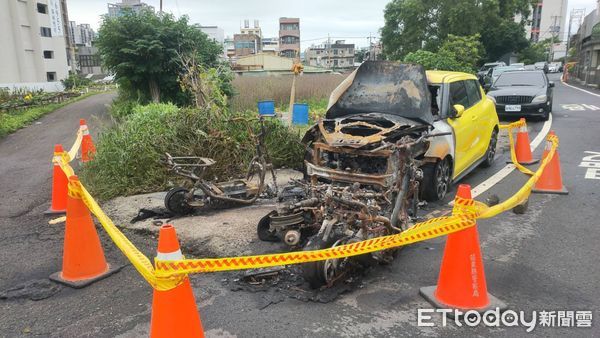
[561,104,600,111]
[560,79,600,98]
[467,113,553,200]
[580,151,600,180]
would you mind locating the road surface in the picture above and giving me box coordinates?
[0,76,598,337]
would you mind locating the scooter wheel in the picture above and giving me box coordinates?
[165,187,193,216]
[257,211,279,242]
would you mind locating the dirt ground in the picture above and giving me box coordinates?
[102,169,303,257]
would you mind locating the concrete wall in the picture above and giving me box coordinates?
[235,54,293,71]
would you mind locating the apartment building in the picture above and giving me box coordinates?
[261,37,279,55]
[0,0,70,87]
[233,34,261,57]
[69,21,95,47]
[107,0,154,17]
[517,0,568,42]
[304,40,355,68]
[279,17,300,58]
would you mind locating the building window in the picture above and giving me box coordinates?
[78,54,101,67]
[37,3,48,14]
[43,50,54,59]
[47,72,57,82]
[40,27,52,37]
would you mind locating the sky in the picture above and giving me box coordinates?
[67,0,599,50]
[66,0,389,49]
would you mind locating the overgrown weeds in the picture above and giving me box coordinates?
[80,103,305,200]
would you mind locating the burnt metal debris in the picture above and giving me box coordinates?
[258,62,450,289]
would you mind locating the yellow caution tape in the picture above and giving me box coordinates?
[54,122,558,290]
[67,130,83,162]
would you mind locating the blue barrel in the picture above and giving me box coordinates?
[292,103,309,125]
[257,100,275,116]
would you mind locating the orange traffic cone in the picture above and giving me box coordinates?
[533,131,568,194]
[80,119,96,163]
[150,224,204,338]
[50,175,122,288]
[45,144,68,214]
[508,118,538,165]
[420,184,506,315]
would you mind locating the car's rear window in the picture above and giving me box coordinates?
[494,72,546,87]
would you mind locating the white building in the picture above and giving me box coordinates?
[107,0,154,17]
[68,21,94,47]
[262,37,280,55]
[0,0,70,90]
[517,0,568,43]
[198,25,225,58]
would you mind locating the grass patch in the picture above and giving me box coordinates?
[0,91,103,138]
[230,73,345,112]
[80,103,305,200]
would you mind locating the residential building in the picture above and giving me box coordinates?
[198,25,226,58]
[224,37,236,60]
[279,17,300,58]
[571,2,600,87]
[107,0,154,17]
[0,0,70,89]
[240,19,262,38]
[517,0,568,43]
[304,40,355,69]
[77,46,103,76]
[69,21,95,47]
[262,37,279,55]
[233,34,261,57]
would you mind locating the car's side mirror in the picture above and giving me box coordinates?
[452,104,465,118]
[548,81,555,88]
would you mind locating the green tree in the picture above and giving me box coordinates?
[96,10,222,104]
[517,38,553,64]
[404,49,473,73]
[438,34,484,70]
[381,0,531,61]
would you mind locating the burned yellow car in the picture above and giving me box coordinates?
[258,61,498,288]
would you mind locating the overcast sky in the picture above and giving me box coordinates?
[67,0,598,49]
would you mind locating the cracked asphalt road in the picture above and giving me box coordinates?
[1,75,599,337]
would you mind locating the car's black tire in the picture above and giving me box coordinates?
[541,110,550,121]
[257,211,279,242]
[164,187,194,215]
[421,158,451,202]
[480,128,498,168]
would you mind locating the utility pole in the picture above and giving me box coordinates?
[368,33,372,61]
[159,0,163,13]
[549,15,559,62]
[566,9,586,59]
[327,33,331,69]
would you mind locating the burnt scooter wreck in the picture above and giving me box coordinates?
[162,117,278,215]
[258,62,449,288]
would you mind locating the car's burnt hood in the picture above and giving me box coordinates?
[326,61,434,125]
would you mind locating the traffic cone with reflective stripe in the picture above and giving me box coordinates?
[50,175,121,288]
[80,119,96,163]
[150,224,204,338]
[45,144,68,214]
[420,184,506,315]
[533,131,568,194]
[508,118,538,165]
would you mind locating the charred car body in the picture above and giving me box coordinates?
[257,61,499,288]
